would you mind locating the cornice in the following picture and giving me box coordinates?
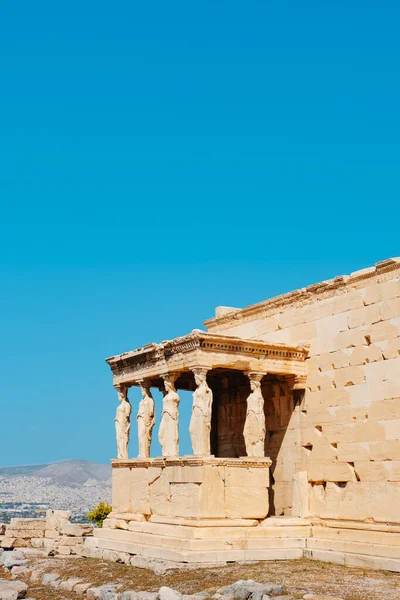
[111,456,272,468]
[204,257,400,331]
[106,330,309,377]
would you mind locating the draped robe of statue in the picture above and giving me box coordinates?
[189,369,213,455]
[137,383,155,458]
[243,378,265,457]
[115,387,132,459]
[158,377,180,456]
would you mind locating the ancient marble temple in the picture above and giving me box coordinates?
[89,258,400,572]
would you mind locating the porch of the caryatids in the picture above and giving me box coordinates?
[243,372,266,457]
[158,374,180,456]
[137,380,155,458]
[115,384,132,460]
[189,367,213,456]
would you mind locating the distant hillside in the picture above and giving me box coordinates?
[0,459,111,488]
[0,464,47,477]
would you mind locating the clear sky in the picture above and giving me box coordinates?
[1,1,399,466]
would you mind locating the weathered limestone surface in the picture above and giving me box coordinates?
[243,373,266,457]
[115,386,132,460]
[1,511,92,555]
[109,457,271,521]
[159,376,180,457]
[205,258,400,522]
[97,258,400,570]
[189,369,213,456]
[89,516,400,571]
[137,382,155,459]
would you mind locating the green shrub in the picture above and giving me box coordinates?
[87,501,112,528]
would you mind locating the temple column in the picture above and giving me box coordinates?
[137,380,155,458]
[243,372,266,457]
[189,367,213,456]
[114,384,132,460]
[158,374,180,456]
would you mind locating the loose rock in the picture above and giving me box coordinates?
[75,582,93,594]
[0,590,19,600]
[87,588,102,599]
[0,579,28,599]
[218,580,282,600]
[2,552,28,570]
[120,593,138,600]
[42,574,60,585]
[136,593,159,600]
[59,578,84,592]
[100,588,120,600]
[159,587,182,600]
[87,584,122,600]
[10,566,30,580]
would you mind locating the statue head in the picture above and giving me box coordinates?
[193,368,208,387]
[162,374,176,393]
[139,380,152,399]
[250,379,261,392]
[247,372,264,392]
[116,385,128,403]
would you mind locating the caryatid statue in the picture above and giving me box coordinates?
[158,374,180,456]
[243,372,266,457]
[115,385,132,460]
[189,368,213,456]
[137,381,155,458]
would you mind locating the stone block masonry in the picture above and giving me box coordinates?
[0,510,92,555]
[87,257,400,572]
[4,258,398,574]
[205,257,400,524]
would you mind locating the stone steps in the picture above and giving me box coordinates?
[311,525,400,547]
[95,526,308,551]
[87,521,400,570]
[89,534,304,563]
[308,536,400,559]
[304,548,400,572]
[124,521,311,539]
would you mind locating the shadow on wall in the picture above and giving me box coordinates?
[209,372,297,517]
[134,371,298,518]
[263,380,299,517]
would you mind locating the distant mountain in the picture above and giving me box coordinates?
[0,459,112,488]
[0,464,47,477]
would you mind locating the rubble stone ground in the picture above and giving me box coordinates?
[1,552,400,600]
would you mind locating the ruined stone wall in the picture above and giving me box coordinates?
[205,258,400,523]
[0,511,92,554]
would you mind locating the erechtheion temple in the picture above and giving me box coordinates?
[89,258,400,571]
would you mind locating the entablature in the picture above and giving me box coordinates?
[106,329,309,387]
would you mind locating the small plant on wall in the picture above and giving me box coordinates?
[87,501,112,528]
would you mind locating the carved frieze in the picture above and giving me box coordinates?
[111,456,272,469]
[106,330,309,386]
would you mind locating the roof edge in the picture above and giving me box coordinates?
[204,257,400,331]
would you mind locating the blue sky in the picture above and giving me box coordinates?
[0,1,399,465]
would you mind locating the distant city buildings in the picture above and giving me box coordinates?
[0,475,111,523]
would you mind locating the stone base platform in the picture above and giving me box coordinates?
[111,457,273,521]
[86,518,400,571]
[306,520,400,572]
[89,517,310,563]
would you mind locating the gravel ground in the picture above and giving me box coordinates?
[5,555,399,600]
